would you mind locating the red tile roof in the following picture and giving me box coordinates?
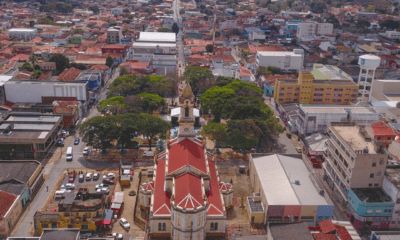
[319,219,337,234]
[174,173,204,209]
[219,182,232,191]
[372,121,395,136]
[207,161,224,215]
[141,182,154,191]
[152,160,171,216]
[56,67,82,82]
[0,191,17,217]
[312,233,339,240]
[168,139,207,174]
[336,225,353,240]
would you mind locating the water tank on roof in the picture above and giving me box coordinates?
[358,54,381,69]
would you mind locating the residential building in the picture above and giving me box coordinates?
[0,113,63,159]
[382,168,400,229]
[53,101,80,128]
[296,22,333,41]
[379,31,400,40]
[355,12,378,20]
[54,34,70,46]
[7,228,80,240]
[8,28,37,40]
[273,71,358,105]
[110,8,123,16]
[101,44,128,55]
[323,123,388,205]
[256,49,304,72]
[347,188,393,229]
[295,105,380,136]
[247,154,334,227]
[139,84,232,239]
[302,133,329,168]
[365,121,396,147]
[107,26,122,44]
[75,70,103,89]
[34,190,110,235]
[219,19,237,31]
[153,54,177,76]
[128,42,177,61]
[12,43,36,54]
[310,219,362,240]
[371,80,400,102]
[0,160,44,237]
[39,62,56,71]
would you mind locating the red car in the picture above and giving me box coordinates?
[103,178,115,185]
[68,174,76,183]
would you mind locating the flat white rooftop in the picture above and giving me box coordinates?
[9,28,36,32]
[137,32,176,43]
[251,154,331,206]
[257,51,301,56]
[132,42,176,47]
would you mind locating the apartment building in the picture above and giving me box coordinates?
[256,49,304,72]
[8,28,37,40]
[296,22,333,41]
[379,31,400,40]
[107,27,122,44]
[273,71,358,105]
[128,42,177,61]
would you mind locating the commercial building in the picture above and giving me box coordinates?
[296,22,333,41]
[128,42,177,61]
[267,222,313,240]
[8,28,37,40]
[139,84,232,239]
[0,160,44,237]
[247,154,334,227]
[379,31,400,40]
[75,70,103,90]
[136,32,176,44]
[273,70,358,105]
[323,123,388,204]
[0,113,63,159]
[295,105,380,136]
[302,133,329,168]
[381,168,400,229]
[7,228,80,240]
[371,80,400,102]
[256,49,304,72]
[107,26,122,44]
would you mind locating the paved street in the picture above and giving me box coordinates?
[173,0,185,76]
[12,69,120,237]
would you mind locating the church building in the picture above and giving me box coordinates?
[139,84,233,239]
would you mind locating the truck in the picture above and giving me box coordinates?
[119,160,133,187]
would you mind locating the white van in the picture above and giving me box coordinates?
[66,147,73,161]
[143,150,154,157]
[55,189,66,199]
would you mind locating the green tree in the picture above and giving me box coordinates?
[123,8,130,13]
[70,63,87,70]
[20,63,33,72]
[158,27,172,32]
[215,31,221,37]
[200,86,235,122]
[202,123,227,148]
[310,1,326,13]
[49,54,70,74]
[106,56,114,68]
[136,93,166,114]
[33,70,42,79]
[356,20,371,29]
[205,44,214,53]
[215,76,239,87]
[29,21,35,27]
[120,66,127,76]
[137,113,171,150]
[56,3,73,13]
[264,66,281,74]
[78,116,117,151]
[184,66,214,97]
[179,9,185,14]
[114,113,138,150]
[291,36,297,45]
[229,128,258,149]
[38,17,52,24]
[171,22,179,35]
[98,96,126,115]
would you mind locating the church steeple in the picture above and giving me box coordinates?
[177,84,196,141]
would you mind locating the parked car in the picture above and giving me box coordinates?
[74,138,80,145]
[95,183,109,189]
[61,130,69,137]
[112,233,123,240]
[286,133,292,138]
[86,173,92,181]
[96,187,109,194]
[119,218,130,230]
[68,174,76,183]
[82,147,89,156]
[93,173,100,180]
[258,149,266,153]
[80,232,92,238]
[79,174,84,182]
[56,139,64,147]
[61,183,75,190]
[102,173,116,179]
[103,178,115,184]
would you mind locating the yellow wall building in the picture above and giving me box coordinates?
[273,66,358,105]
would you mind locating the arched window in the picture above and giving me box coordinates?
[162,223,166,231]
[211,222,218,230]
[210,222,214,230]
[158,223,162,231]
[214,222,218,230]
[185,107,189,117]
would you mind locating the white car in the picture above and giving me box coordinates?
[119,218,130,230]
[86,173,92,181]
[102,173,116,179]
[61,183,75,190]
[95,183,109,189]
[83,147,89,156]
[96,187,109,194]
[112,233,123,240]
[61,130,69,137]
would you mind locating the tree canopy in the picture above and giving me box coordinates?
[184,66,214,97]
[137,113,171,150]
[49,54,69,74]
[98,96,126,115]
[106,56,114,68]
[136,93,166,114]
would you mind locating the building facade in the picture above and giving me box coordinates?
[296,22,333,41]
[8,28,37,40]
[107,27,122,44]
[139,84,233,239]
[256,49,304,72]
[273,71,358,105]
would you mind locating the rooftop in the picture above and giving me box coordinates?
[257,50,302,56]
[247,196,263,212]
[0,160,41,195]
[312,64,352,80]
[269,223,313,240]
[40,229,80,240]
[332,125,376,154]
[302,105,377,115]
[351,188,392,203]
[137,32,176,43]
[251,154,332,206]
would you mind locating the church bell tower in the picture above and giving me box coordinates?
[177,84,196,141]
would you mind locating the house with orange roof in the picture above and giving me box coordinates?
[56,67,82,82]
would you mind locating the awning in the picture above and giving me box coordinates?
[95,209,113,225]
